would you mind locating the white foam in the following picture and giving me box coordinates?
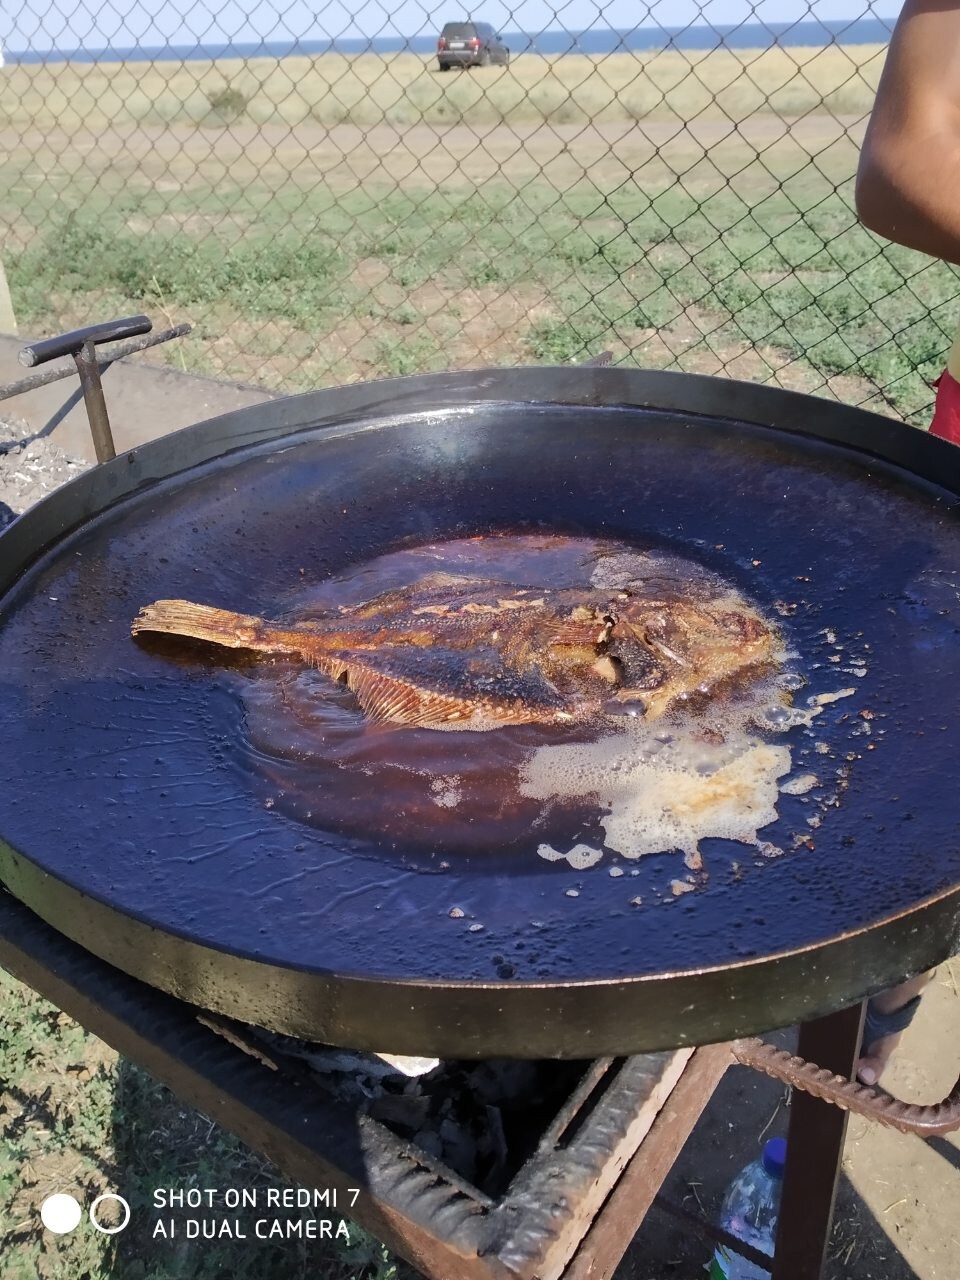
[809,688,856,707]
[520,720,791,859]
[537,842,604,870]
[780,772,819,796]
[770,687,857,730]
[515,636,851,862]
[430,775,462,808]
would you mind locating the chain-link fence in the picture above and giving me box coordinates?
[2,3,957,423]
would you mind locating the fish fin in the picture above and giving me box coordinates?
[132,599,289,654]
[316,651,548,730]
[349,664,486,728]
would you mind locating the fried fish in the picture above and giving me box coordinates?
[131,569,776,731]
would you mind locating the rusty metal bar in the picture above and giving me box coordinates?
[772,1003,865,1280]
[563,1043,735,1280]
[0,323,192,403]
[733,1031,960,1137]
[72,339,115,463]
[534,1057,616,1153]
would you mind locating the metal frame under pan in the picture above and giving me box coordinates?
[1,367,959,1058]
[0,887,739,1280]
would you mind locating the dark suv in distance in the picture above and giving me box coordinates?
[437,22,510,69]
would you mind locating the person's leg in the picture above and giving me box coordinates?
[856,971,934,1086]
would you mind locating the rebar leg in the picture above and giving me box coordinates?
[771,1002,865,1280]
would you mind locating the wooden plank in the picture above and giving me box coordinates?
[563,1042,733,1280]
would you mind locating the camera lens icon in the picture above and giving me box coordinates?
[90,1193,132,1234]
[40,1191,131,1235]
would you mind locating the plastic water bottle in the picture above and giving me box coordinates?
[708,1136,786,1279]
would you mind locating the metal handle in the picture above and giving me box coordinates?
[19,315,152,368]
[733,1037,960,1136]
[13,315,165,465]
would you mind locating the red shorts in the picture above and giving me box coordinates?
[930,369,960,444]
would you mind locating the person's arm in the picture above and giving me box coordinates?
[856,0,960,263]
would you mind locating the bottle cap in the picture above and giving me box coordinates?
[762,1136,787,1179]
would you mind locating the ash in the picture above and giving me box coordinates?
[253,1031,586,1196]
[0,416,91,526]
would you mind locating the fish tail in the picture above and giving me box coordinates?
[131,599,289,654]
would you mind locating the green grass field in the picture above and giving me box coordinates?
[6,167,960,422]
[1,46,960,419]
[2,45,959,422]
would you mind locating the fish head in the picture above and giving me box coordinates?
[604,592,776,717]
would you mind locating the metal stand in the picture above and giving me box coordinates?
[0,886,919,1280]
[0,885,895,1280]
[0,890,729,1280]
[72,338,117,462]
[772,1002,865,1280]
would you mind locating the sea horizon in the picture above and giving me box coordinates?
[4,14,894,64]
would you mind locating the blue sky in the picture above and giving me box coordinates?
[7,0,899,53]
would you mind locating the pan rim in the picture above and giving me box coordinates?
[1,366,958,1055]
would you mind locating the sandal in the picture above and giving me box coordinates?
[857,993,923,1085]
[863,993,922,1045]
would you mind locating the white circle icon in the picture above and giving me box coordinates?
[40,1193,82,1234]
[89,1193,131,1234]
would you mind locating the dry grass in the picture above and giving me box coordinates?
[0,43,887,134]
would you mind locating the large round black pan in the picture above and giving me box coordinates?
[0,368,958,1056]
